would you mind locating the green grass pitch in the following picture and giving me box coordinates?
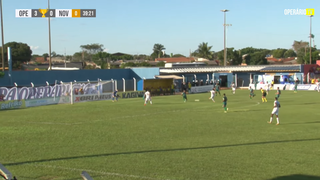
[1,89,320,180]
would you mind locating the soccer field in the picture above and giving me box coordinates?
[1,89,320,180]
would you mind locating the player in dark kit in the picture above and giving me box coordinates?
[112,89,118,102]
[222,93,228,113]
[215,83,221,96]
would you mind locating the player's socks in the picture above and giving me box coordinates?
[276,118,279,124]
[270,117,273,123]
[150,101,152,104]
[262,98,264,102]
[265,98,267,102]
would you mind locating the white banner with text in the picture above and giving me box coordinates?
[190,85,214,93]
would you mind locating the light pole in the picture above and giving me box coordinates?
[309,15,313,64]
[48,0,52,70]
[0,0,4,72]
[221,9,229,66]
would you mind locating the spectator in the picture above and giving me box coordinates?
[0,93,5,101]
[188,82,192,93]
[74,89,79,95]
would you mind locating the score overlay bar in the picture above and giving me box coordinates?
[15,9,96,18]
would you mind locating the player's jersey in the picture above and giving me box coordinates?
[210,90,215,96]
[113,91,118,96]
[277,89,281,94]
[215,85,220,90]
[261,89,264,93]
[145,91,150,98]
[273,100,280,108]
[223,96,227,102]
[231,83,235,88]
[182,92,187,98]
[250,88,254,93]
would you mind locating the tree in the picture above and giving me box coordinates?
[272,48,287,58]
[72,51,90,62]
[80,43,104,61]
[156,61,165,67]
[43,53,49,61]
[120,62,136,69]
[283,49,297,58]
[31,54,41,61]
[292,40,308,53]
[80,43,104,54]
[297,47,320,64]
[172,54,186,57]
[0,42,32,69]
[192,42,213,60]
[153,44,166,59]
[92,52,110,66]
[249,51,269,65]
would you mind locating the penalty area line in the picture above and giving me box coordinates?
[25,164,173,180]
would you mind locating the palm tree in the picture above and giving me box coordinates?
[192,42,213,60]
[153,44,166,58]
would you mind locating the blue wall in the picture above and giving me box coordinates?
[131,67,160,79]
[0,68,157,87]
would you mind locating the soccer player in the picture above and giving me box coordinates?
[316,78,320,93]
[271,80,274,90]
[144,90,152,105]
[260,88,267,103]
[181,90,187,103]
[215,83,221,96]
[249,86,255,99]
[231,82,236,94]
[222,93,228,113]
[294,78,299,93]
[112,89,118,102]
[268,97,280,125]
[266,81,270,95]
[276,87,281,99]
[209,88,215,102]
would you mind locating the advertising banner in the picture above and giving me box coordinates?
[73,93,112,103]
[24,96,71,107]
[0,82,101,101]
[249,84,318,91]
[190,85,214,93]
[0,100,26,110]
[118,91,144,99]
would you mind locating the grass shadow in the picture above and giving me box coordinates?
[269,174,320,180]
[4,138,320,167]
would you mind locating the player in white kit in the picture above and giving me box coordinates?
[265,81,270,95]
[144,90,152,106]
[268,97,280,125]
[316,78,320,92]
[209,88,215,102]
[231,82,236,94]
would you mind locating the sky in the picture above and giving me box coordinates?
[2,0,320,56]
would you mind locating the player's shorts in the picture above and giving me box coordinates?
[223,102,227,107]
[250,93,254,96]
[145,97,151,101]
[232,88,235,91]
[210,96,215,99]
[263,93,267,96]
[271,108,279,115]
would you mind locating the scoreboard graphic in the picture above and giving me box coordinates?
[15,9,96,18]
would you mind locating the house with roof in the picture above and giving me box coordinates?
[159,64,304,87]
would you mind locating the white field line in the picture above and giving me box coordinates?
[25,164,173,180]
